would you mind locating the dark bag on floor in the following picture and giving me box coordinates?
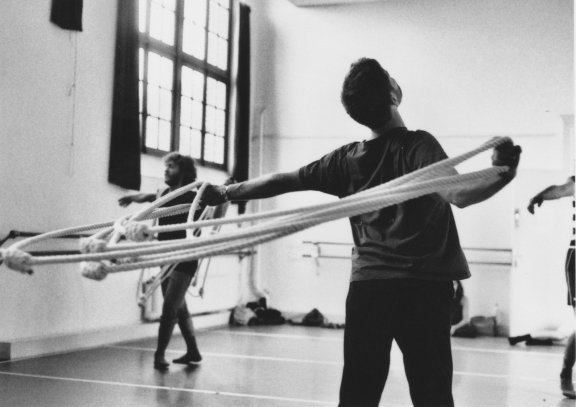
[289,308,345,329]
[245,297,286,325]
[470,316,498,336]
[453,323,477,338]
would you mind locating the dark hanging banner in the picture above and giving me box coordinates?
[230,3,251,214]
[50,0,83,31]
[108,0,141,190]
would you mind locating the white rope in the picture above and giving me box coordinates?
[138,263,176,307]
[0,137,511,278]
[188,203,230,298]
[107,167,506,273]
[22,166,502,269]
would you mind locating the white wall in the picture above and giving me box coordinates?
[0,0,238,341]
[245,0,574,331]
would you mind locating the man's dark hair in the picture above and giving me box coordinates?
[163,152,197,184]
[341,58,393,129]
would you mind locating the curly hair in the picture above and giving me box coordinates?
[340,58,394,129]
[163,152,198,184]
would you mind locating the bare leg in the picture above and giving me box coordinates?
[173,302,202,364]
[155,268,193,369]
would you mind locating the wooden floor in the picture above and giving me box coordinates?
[0,324,573,406]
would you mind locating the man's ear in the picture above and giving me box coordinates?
[390,82,402,106]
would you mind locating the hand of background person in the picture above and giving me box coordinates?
[118,195,135,207]
[118,193,154,207]
[527,193,544,214]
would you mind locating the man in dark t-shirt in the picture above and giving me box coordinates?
[119,153,204,370]
[203,58,521,406]
[298,127,470,283]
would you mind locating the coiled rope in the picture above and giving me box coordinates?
[0,137,511,283]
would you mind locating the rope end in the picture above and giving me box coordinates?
[0,249,34,275]
[81,261,109,281]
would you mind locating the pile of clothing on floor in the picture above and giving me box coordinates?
[230,299,344,329]
[230,298,286,326]
[288,308,344,329]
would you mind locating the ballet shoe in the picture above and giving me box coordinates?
[525,338,553,346]
[154,355,170,370]
[508,334,531,345]
[173,350,202,365]
[561,376,576,399]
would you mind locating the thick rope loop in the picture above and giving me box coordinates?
[0,137,515,278]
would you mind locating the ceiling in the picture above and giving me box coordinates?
[288,0,386,7]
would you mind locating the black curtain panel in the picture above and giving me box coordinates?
[50,0,83,31]
[108,0,141,190]
[230,3,251,214]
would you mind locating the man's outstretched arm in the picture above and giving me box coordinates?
[438,140,522,209]
[527,177,575,214]
[201,170,306,206]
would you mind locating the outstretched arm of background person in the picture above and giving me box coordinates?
[118,193,156,207]
[201,170,306,206]
[438,139,522,209]
[527,176,575,214]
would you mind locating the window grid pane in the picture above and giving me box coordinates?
[206,77,226,109]
[213,0,229,9]
[214,108,225,136]
[150,1,175,45]
[138,48,145,81]
[207,33,228,70]
[185,0,207,27]
[179,126,192,156]
[205,106,215,134]
[180,97,192,126]
[139,0,148,33]
[160,0,176,11]
[191,129,202,158]
[158,119,171,150]
[147,52,173,88]
[159,89,172,120]
[208,2,229,39]
[139,81,144,112]
[182,25,206,59]
[204,133,216,162]
[146,117,159,149]
[147,85,159,116]
[213,135,224,164]
[181,66,205,100]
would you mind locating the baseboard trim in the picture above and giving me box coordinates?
[0,309,231,361]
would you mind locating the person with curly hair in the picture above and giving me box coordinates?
[119,153,203,370]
